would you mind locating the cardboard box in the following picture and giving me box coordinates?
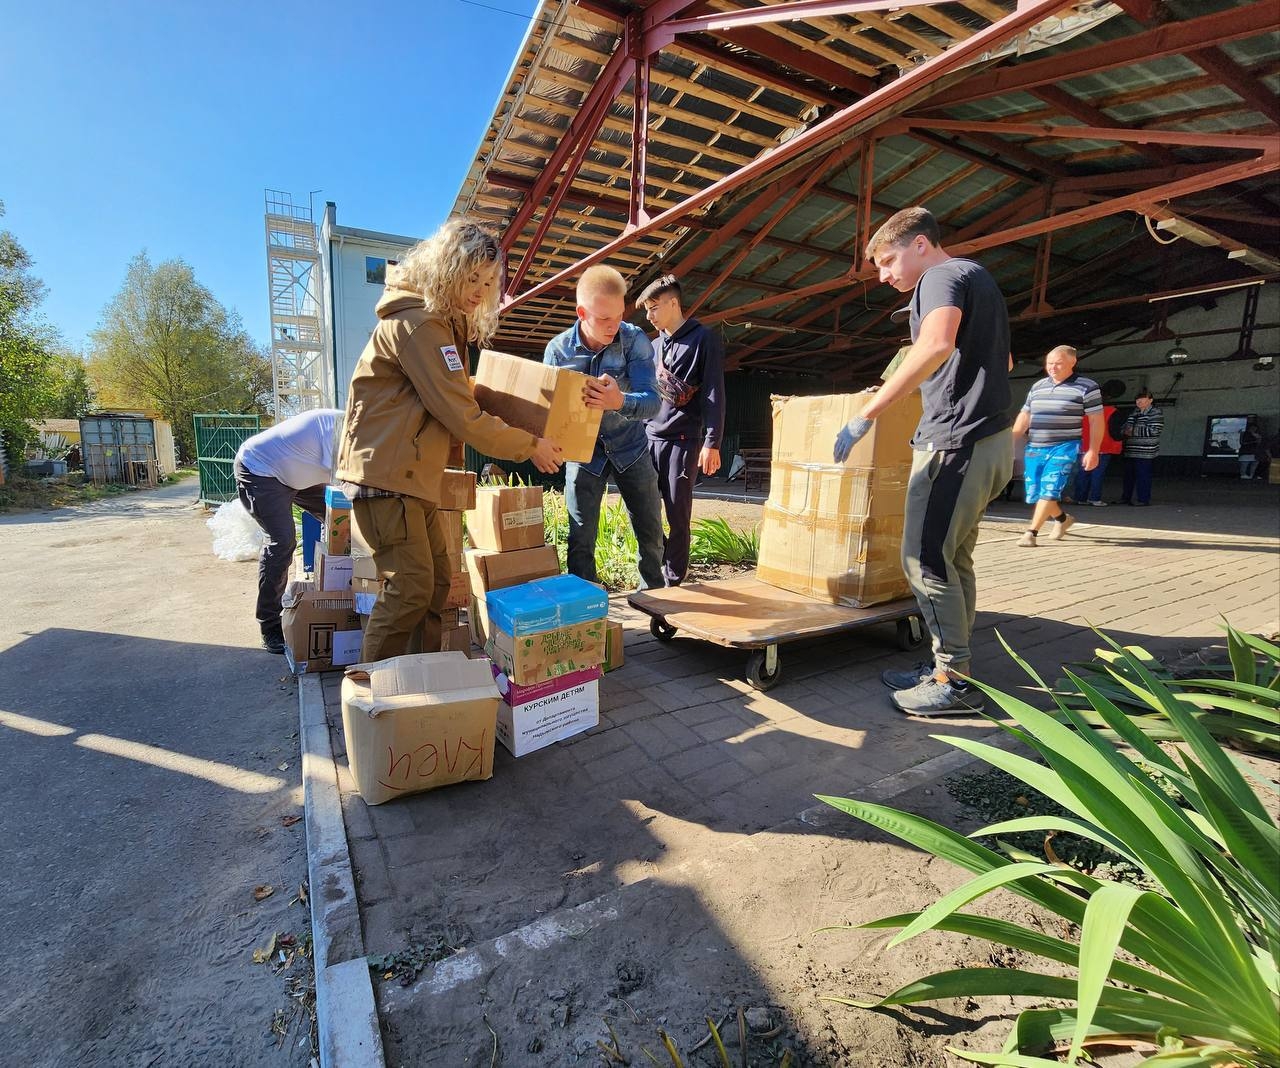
[315,545,354,592]
[485,573,608,636]
[340,653,500,805]
[438,510,465,558]
[323,503,351,556]
[466,485,545,553]
[485,617,607,687]
[756,391,918,608]
[473,349,602,463]
[464,544,561,647]
[491,666,601,757]
[603,620,624,672]
[281,582,363,673]
[350,554,467,613]
[440,470,477,512]
[440,623,472,652]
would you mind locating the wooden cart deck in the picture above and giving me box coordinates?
[627,574,923,690]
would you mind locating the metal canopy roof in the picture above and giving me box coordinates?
[451,0,1279,381]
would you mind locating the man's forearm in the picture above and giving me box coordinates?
[862,342,953,419]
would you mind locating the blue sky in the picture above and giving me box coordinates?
[1,0,540,352]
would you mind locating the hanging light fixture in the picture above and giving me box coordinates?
[1165,338,1191,364]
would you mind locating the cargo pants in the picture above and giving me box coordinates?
[900,429,1013,674]
[354,495,451,663]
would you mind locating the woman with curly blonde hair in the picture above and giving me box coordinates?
[336,218,562,662]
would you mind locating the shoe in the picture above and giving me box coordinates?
[1119,499,1133,506]
[1049,514,1075,540]
[881,661,934,690]
[891,677,986,717]
[262,632,286,655]
[1016,530,1038,547]
[1089,500,1107,507]
[1135,501,1150,507]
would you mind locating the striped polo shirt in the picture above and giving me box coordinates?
[1022,373,1103,446]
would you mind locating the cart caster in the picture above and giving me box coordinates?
[896,615,925,651]
[650,618,677,642]
[746,648,782,692]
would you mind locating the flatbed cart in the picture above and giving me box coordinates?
[628,573,924,692]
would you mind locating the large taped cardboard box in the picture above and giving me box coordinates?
[466,485,544,552]
[491,665,601,757]
[281,582,363,673]
[473,349,602,463]
[756,391,918,608]
[340,653,499,805]
[350,555,465,614]
[464,544,561,647]
[485,617,607,687]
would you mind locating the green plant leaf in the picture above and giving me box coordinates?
[1226,624,1260,686]
[974,815,1137,864]
[1181,678,1280,706]
[1071,883,1148,1062]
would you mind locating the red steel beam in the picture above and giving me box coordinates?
[1188,47,1280,127]
[505,0,1071,312]
[892,117,1278,152]
[672,35,849,107]
[501,43,631,257]
[685,138,863,317]
[629,52,651,229]
[650,0,950,49]
[924,3,1280,110]
[486,171,713,229]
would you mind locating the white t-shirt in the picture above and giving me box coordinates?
[236,409,342,490]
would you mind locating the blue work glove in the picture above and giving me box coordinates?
[833,415,873,463]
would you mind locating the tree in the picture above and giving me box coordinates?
[0,201,60,456]
[43,352,95,418]
[87,253,272,461]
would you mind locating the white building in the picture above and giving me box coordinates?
[318,203,419,407]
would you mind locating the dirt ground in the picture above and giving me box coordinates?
[0,479,314,1066]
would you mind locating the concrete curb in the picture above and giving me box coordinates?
[300,674,385,1068]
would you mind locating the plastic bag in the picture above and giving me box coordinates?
[207,498,268,562]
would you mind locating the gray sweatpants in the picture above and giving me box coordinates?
[901,429,1013,673]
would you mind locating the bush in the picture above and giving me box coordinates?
[819,631,1280,1067]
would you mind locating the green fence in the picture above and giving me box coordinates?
[194,413,261,504]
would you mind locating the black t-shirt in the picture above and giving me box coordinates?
[908,257,1011,450]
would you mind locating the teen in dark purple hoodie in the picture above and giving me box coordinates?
[638,275,725,586]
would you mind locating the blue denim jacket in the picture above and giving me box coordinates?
[543,319,660,476]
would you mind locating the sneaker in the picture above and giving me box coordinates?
[262,632,286,655]
[1016,530,1038,547]
[1135,501,1150,507]
[891,677,986,717]
[1088,500,1107,507]
[881,661,934,690]
[1049,514,1075,540]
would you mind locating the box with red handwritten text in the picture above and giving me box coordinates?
[340,652,500,805]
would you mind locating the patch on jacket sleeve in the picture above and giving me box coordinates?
[440,345,463,372]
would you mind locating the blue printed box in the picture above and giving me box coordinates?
[485,573,608,637]
[324,485,352,509]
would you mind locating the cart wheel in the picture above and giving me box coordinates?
[650,618,677,642]
[746,648,782,692]
[896,616,925,651]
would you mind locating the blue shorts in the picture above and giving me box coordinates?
[1024,441,1079,503]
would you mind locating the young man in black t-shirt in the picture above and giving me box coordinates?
[832,206,1013,716]
[639,274,725,586]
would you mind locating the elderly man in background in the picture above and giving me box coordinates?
[1011,345,1103,546]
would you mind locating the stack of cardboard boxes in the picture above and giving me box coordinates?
[281,485,363,673]
[756,391,921,608]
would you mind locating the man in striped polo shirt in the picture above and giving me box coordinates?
[1011,345,1103,547]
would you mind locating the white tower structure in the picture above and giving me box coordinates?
[264,190,328,416]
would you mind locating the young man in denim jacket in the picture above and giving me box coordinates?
[544,265,665,589]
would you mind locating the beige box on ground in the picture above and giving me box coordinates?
[756,391,919,608]
[281,582,363,673]
[466,485,544,553]
[340,653,500,805]
[473,350,602,463]
[603,620,625,672]
[464,544,561,647]
[484,618,607,687]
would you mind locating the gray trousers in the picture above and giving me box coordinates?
[901,430,1013,672]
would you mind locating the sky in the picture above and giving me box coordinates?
[0,0,541,353]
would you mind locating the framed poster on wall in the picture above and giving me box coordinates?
[1202,414,1253,459]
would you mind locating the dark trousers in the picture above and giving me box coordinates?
[564,456,665,590]
[1072,452,1113,503]
[649,435,700,586]
[234,461,326,635]
[1121,458,1154,504]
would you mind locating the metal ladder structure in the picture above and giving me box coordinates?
[264,190,327,417]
